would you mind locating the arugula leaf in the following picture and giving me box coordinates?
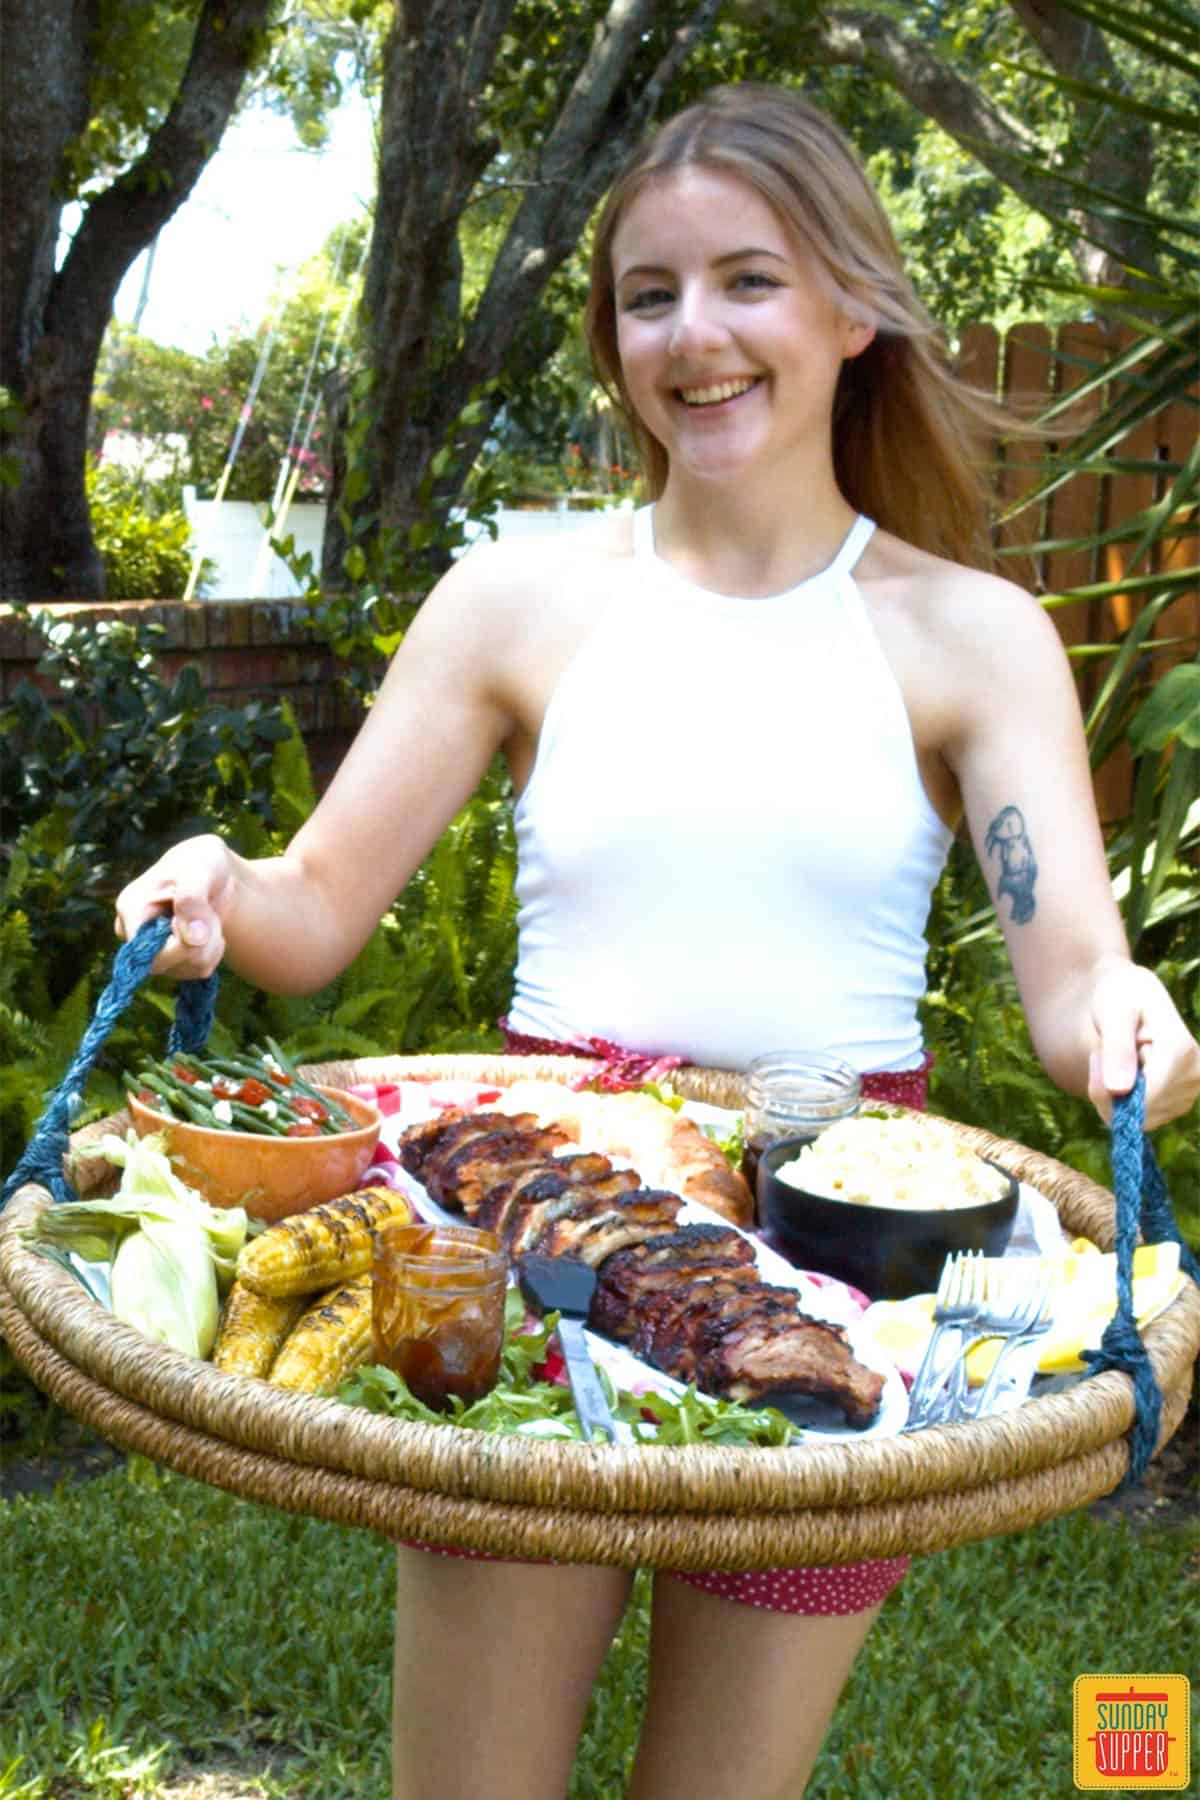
[338,1303,797,1448]
[637,1081,684,1111]
[618,1386,795,1446]
[709,1112,745,1171]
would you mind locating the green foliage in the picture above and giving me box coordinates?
[0,606,517,1171]
[867,136,1079,334]
[922,842,1200,1246]
[0,608,292,986]
[84,457,209,600]
[0,386,25,489]
[181,748,517,1072]
[0,899,112,1174]
[61,1,204,196]
[982,0,1200,964]
[93,224,368,505]
[60,4,352,201]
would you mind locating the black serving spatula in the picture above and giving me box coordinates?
[516,1255,617,1443]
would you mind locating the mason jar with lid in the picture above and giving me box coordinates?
[741,1050,862,1217]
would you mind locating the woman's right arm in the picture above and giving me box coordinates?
[114,546,529,992]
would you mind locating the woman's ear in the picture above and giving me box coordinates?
[841,315,877,361]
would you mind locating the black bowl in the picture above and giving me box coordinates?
[757,1135,1019,1301]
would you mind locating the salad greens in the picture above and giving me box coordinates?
[339,1289,797,1447]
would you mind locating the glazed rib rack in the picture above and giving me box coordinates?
[397,1108,884,1427]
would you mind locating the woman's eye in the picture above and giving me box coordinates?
[623,287,674,312]
[733,270,782,292]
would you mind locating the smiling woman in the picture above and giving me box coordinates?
[608,167,874,514]
[113,79,1200,1800]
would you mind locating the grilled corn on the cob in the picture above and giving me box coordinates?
[236,1185,414,1298]
[268,1276,374,1395]
[211,1281,306,1377]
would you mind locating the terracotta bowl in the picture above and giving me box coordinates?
[126,1086,381,1222]
[758,1135,1019,1302]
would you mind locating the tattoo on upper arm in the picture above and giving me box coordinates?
[984,804,1038,925]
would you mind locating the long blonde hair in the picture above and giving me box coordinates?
[585,83,1016,569]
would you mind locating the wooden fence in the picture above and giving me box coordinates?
[960,321,1198,819]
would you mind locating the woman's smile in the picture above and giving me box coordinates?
[676,376,763,408]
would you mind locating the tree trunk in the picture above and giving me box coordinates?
[0,0,274,601]
[321,0,722,592]
[793,2,1161,288]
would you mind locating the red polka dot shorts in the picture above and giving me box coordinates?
[402,1540,909,1615]
[401,1050,927,1614]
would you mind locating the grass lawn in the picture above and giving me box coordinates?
[1,1416,1196,1799]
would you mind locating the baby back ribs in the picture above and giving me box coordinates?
[491,1167,643,1250]
[394,1103,884,1429]
[697,1314,886,1428]
[427,1130,580,1215]
[589,1225,759,1342]
[526,1189,684,1265]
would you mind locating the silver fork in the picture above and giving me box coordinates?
[966,1276,1055,1419]
[944,1270,1055,1423]
[905,1251,986,1429]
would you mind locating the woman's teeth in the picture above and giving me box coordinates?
[678,378,757,407]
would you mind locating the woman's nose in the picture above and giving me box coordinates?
[668,293,727,355]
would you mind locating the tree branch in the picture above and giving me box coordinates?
[798,4,1158,283]
[46,0,276,359]
[464,0,723,377]
[1005,0,1156,268]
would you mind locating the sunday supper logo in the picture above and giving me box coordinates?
[1073,1675,1191,1790]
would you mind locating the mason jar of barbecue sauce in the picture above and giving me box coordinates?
[372,1220,507,1410]
[741,1051,862,1220]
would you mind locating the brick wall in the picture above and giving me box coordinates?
[0,596,385,791]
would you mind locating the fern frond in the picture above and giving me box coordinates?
[269,698,318,839]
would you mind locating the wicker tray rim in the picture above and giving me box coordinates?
[2,1053,1196,1564]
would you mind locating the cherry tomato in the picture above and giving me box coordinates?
[532,1346,568,1387]
[284,1120,322,1137]
[291,1095,328,1123]
[236,1078,273,1107]
[210,1074,240,1099]
[173,1064,198,1084]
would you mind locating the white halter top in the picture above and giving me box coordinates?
[506,507,953,1072]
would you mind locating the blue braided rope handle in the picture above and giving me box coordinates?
[0,917,218,1212]
[1082,1072,1200,1486]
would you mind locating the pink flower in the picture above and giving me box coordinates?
[200,396,213,410]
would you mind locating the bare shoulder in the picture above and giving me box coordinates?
[389,510,637,751]
[861,528,1066,676]
[415,508,635,642]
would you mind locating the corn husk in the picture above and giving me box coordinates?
[110,1216,220,1357]
[24,1129,249,1358]
[32,1130,249,1280]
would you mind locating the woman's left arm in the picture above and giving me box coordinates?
[944,578,1200,1130]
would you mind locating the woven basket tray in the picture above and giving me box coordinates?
[2,1054,1196,1568]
